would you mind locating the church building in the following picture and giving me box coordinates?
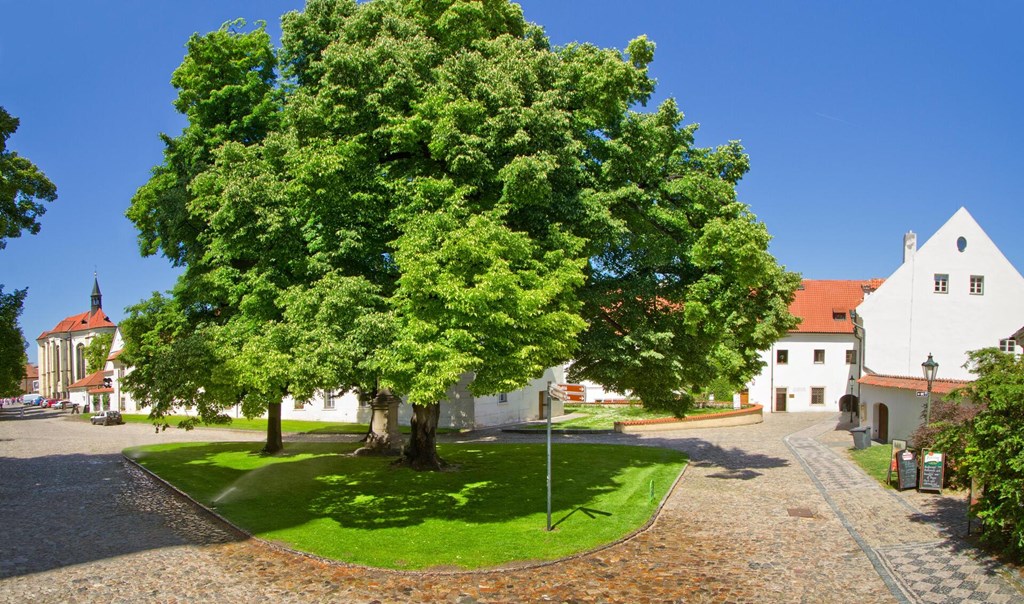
[36,278,116,400]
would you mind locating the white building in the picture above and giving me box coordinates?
[854,207,1024,443]
[280,366,568,429]
[747,279,880,414]
[108,320,567,429]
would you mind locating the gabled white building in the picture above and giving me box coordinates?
[855,207,1024,443]
[747,279,880,414]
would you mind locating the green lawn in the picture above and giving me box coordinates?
[848,442,894,487]
[125,441,686,570]
[519,403,738,430]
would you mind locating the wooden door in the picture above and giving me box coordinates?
[775,388,787,412]
[538,391,546,420]
[878,404,889,443]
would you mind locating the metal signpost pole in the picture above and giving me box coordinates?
[546,388,552,531]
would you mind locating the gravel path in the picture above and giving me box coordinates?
[1,404,1020,603]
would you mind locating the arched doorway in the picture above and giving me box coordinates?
[874,403,889,443]
[839,394,859,422]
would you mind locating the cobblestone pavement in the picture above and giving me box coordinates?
[803,426,1024,604]
[1,404,1022,603]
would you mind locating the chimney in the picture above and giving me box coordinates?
[903,231,917,264]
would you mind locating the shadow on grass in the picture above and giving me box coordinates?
[128,441,683,534]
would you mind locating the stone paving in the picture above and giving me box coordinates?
[1,404,1022,603]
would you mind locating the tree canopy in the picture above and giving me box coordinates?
[124,0,798,465]
[0,106,57,251]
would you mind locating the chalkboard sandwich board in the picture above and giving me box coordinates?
[920,451,945,493]
[896,450,918,491]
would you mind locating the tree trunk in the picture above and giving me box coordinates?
[397,402,445,471]
[264,401,284,454]
[354,388,403,456]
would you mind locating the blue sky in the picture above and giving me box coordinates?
[3,1,1022,364]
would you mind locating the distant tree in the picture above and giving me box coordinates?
[84,333,115,374]
[127,0,798,467]
[0,286,28,397]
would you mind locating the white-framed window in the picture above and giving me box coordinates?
[846,349,858,364]
[970,275,984,295]
[813,349,825,364]
[1000,339,1016,353]
[293,398,304,410]
[324,391,337,410]
[498,393,508,403]
[811,387,825,405]
[934,274,949,294]
[776,349,789,365]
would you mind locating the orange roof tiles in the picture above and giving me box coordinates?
[24,364,38,379]
[788,279,882,334]
[69,370,108,390]
[37,309,115,340]
[858,374,971,395]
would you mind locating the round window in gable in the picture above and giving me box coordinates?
[957,236,967,252]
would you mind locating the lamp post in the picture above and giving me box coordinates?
[921,353,939,424]
[848,376,856,423]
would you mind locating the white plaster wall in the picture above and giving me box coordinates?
[860,384,932,445]
[283,390,371,423]
[473,365,567,427]
[747,332,860,412]
[857,208,1024,380]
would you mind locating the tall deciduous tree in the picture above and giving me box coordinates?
[127,0,798,466]
[0,106,57,395]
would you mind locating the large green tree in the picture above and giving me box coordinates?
[126,0,798,466]
[0,106,58,395]
[921,348,1024,558]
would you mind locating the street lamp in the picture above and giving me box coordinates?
[847,376,856,423]
[921,353,939,424]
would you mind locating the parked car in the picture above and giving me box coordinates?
[52,400,72,410]
[90,410,124,426]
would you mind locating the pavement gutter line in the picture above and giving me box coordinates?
[783,434,912,604]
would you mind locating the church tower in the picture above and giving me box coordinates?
[91,275,102,313]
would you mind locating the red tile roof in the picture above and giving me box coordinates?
[858,374,971,395]
[789,280,881,334]
[24,364,38,379]
[106,349,123,362]
[37,309,115,340]
[69,370,108,390]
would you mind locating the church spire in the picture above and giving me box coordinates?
[91,273,102,313]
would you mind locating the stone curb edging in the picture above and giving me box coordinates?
[121,448,688,577]
[615,404,764,433]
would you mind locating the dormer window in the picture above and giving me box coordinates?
[832,311,846,321]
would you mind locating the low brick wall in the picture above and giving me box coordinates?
[614,404,763,434]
